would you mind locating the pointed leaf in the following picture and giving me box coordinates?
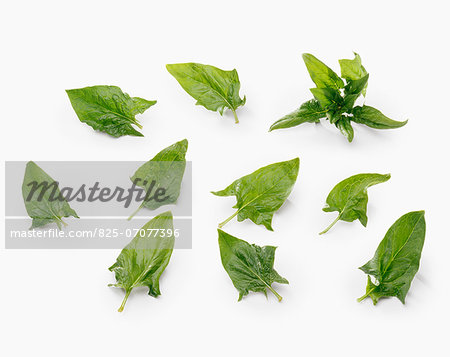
[22,161,79,229]
[166,63,246,123]
[302,53,344,89]
[320,173,391,234]
[212,158,299,231]
[352,105,408,129]
[66,85,156,137]
[269,99,326,131]
[218,229,288,301]
[128,139,188,219]
[358,211,426,305]
[109,211,175,312]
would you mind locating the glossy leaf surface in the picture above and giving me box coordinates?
[66,85,156,137]
[22,161,79,229]
[352,105,408,129]
[218,229,288,301]
[358,211,426,305]
[212,158,299,230]
[166,63,246,123]
[109,211,175,312]
[269,99,326,131]
[128,139,188,220]
[320,173,391,234]
[270,52,407,142]
[302,53,344,89]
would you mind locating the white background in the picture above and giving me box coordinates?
[1,0,449,356]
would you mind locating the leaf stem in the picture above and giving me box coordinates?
[127,204,143,221]
[218,210,239,228]
[231,109,239,124]
[357,287,375,302]
[267,285,283,302]
[319,213,342,235]
[118,290,132,312]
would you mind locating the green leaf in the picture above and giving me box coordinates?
[320,173,391,235]
[310,87,343,111]
[22,161,79,229]
[269,99,326,131]
[128,139,188,220]
[352,105,408,129]
[358,211,426,305]
[343,74,369,110]
[302,53,344,90]
[66,85,156,138]
[212,158,299,231]
[109,211,175,312]
[339,52,368,96]
[218,229,288,301]
[335,116,354,142]
[166,63,246,123]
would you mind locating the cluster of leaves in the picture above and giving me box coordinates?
[269,53,407,142]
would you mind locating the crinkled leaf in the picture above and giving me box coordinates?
[302,53,344,90]
[218,229,288,301]
[269,99,326,131]
[166,63,246,123]
[358,211,426,305]
[335,116,354,142]
[128,139,188,219]
[66,85,156,138]
[212,158,299,231]
[109,211,175,312]
[339,52,368,96]
[320,173,391,234]
[22,161,79,229]
[352,105,408,129]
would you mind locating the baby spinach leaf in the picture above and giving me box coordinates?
[269,99,326,131]
[109,211,175,312]
[358,211,426,305]
[22,161,79,229]
[352,105,408,129]
[320,173,391,235]
[270,52,407,142]
[128,139,188,220]
[212,158,299,231]
[302,53,344,89]
[166,63,246,123]
[218,229,288,301]
[66,85,156,138]
[339,52,368,96]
